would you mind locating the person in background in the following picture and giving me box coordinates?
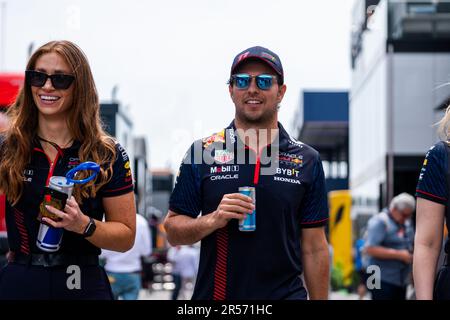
[354,235,367,299]
[365,193,415,300]
[167,245,199,300]
[414,104,450,300]
[0,113,9,132]
[0,111,8,267]
[101,213,152,300]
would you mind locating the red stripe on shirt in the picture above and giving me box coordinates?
[13,208,30,254]
[213,227,228,300]
[103,184,134,193]
[416,189,446,201]
[301,217,329,225]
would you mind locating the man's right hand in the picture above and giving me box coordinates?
[211,193,255,229]
[164,193,255,246]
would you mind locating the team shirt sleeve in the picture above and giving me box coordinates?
[100,143,134,197]
[299,153,329,228]
[416,142,448,205]
[169,142,202,218]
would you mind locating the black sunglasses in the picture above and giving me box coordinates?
[25,70,75,90]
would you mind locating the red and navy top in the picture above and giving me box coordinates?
[169,121,329,300]
[1,137,134,256]
[416,141,449,230]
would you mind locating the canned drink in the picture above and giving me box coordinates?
[238,186,256,232]
[36,224,64,252]
[36,176,74,252]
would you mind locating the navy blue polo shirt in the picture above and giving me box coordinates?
[169,121,329,300]
[1,137,134,256]
[416,141,449,229]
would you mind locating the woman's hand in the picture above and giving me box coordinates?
[43,196,90,234]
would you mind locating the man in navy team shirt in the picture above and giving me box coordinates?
[164,46,330,300]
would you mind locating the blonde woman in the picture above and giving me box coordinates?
[0,41,136,299]
[414,106,450,300]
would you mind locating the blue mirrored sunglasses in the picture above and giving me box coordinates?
[230,73,277,90]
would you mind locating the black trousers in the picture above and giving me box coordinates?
[0,262,113,300]
[171,273,182,300]
[370,281,407,300]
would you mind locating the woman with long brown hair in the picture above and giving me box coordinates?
[0,40,136,299]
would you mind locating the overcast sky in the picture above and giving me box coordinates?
[1,0,354,171]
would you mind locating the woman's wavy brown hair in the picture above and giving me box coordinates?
[0,40,116,205]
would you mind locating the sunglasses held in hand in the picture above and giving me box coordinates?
[25,70,75,90]
[230,73,277,91]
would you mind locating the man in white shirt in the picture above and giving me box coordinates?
[167,245,199,300]
[101,213,152,300]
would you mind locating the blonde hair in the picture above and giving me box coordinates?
[0,40,116,205]
[438,103,450,140]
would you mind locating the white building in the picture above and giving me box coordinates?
[350,0,450,222]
